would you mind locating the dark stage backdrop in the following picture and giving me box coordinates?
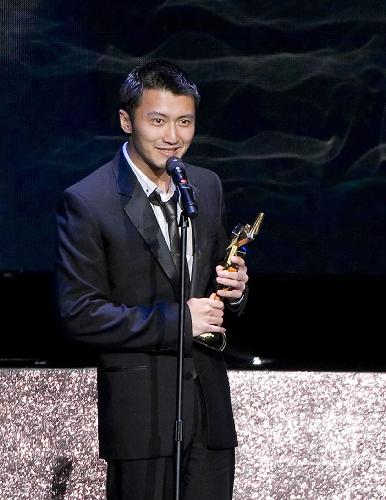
[1,1,386,368]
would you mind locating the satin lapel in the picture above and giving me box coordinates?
[123,185,179,291]
[114,150,179,292]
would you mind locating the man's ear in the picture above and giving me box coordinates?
[119,109,132,134]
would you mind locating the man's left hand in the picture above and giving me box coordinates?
[215,256,248,301]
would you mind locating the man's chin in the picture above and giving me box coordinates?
[148,150,186,172]
[153,155,180,170]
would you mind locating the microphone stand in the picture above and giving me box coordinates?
[174,210,189,500]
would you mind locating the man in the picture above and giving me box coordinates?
[56,60,248,499]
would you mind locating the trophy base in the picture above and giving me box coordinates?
[193,332,227,351]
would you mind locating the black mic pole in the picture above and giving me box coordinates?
[174,209,189,500]
[166,157,198,500]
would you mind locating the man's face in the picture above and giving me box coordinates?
[120,88,196,176]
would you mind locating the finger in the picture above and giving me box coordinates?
[216,271,240,282]
[217,288,243,299]
[217,268,245,279]
[216,265,239,277]
[204,324,226,334]
[208,315,223,326]
[208,298,225,309]
[209,308,224,318]
[216,279,236,289]
[231,256,245,267]
[216,277,246,291]
[218,269,248,283]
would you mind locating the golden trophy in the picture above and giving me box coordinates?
[194,212,265,351]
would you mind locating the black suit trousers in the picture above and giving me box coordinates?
[106,378,235,500]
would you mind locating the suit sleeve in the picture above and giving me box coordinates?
[55,189,192,354]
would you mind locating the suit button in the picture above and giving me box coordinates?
[184,371,193,381]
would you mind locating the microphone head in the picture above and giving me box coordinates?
[166,157,198,218]
[166,156,185,176]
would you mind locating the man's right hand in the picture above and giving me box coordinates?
[187,294,225,337]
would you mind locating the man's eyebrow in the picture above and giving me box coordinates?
[147,111,168,118]
[147,112,195,119]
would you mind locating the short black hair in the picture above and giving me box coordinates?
[119,60,200,117]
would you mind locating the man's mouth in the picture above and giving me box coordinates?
[156,148,180,157]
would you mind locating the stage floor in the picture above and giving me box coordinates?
[0,369,385,499]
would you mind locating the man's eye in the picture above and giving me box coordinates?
[152,118,164,125]
[179,119,192,126]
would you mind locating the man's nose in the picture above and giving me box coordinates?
[162,123,178,144]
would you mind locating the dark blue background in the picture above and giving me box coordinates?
[1,1,385,367]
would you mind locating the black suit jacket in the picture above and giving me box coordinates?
[56,149,239,460]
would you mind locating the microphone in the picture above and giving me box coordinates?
[166,157,198,219]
